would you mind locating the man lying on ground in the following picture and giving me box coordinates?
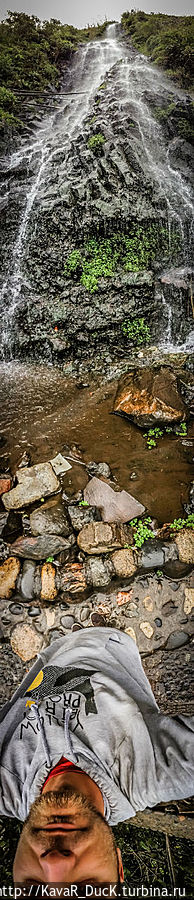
[0,627,193,885]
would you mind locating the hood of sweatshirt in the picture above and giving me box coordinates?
[0,627,193,823]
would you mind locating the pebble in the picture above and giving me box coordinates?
[143,595,153,612]
[11,623,43,660]
[91,612,106,626]
[72,623,83,631]
[165,631,190,650]
[60,615,75,629]
[49,629,63,642]
[162,600,177,616]
[117,590,133,607]
[124,626,136,643]
[154,617,162,627]
[9,603,23,615]
[80,607,90,622]
[140,621,154,639]
[27,606,41,617]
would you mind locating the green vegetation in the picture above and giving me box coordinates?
[121,10,194,90]
[78,500,89,507]
[0,11,108,129]
[170,513,194,531]
[121,317,151,346]
[143,426,164,449]
[64,224,179,293]
[87,132,105,153]
[143,421,187,449]
[175,421,187,436]
[130,517,154,548]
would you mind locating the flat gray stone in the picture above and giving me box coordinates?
[2,463,59,510]
[21,559,36,599]
[84,477,145,524]
[30,501,70,537]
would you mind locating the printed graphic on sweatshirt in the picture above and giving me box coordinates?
[24,664,98,715]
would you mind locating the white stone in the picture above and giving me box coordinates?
[140,621,153,639]
[184,588,194,615]
[50,454,72,475]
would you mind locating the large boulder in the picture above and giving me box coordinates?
[114,367,186,427]
[2,463,59,510]
[77,521,133,555]
[84,477,145,523]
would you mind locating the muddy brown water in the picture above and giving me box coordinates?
[0,362,193,524]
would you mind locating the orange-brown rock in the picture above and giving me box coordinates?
[175,529,194,565]
[114,367,186,427]
[112,548,137,577]
[0,477,11,496]
[60,562,88,600]
[0,556,20,599]
[41,562,57,602]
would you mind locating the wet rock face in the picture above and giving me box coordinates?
[1,33,193,362]
[114,367,187,427]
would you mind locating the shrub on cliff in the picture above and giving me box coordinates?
[121,11,194,90]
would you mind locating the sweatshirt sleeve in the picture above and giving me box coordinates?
[148,712,194,805]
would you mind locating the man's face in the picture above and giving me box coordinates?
[13,786,122,886]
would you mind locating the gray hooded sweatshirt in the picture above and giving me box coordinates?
[0,627,193,824]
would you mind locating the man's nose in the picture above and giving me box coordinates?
[41,850,76,879]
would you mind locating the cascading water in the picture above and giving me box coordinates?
[0,22,193,358]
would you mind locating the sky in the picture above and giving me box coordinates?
[0,0,193,25]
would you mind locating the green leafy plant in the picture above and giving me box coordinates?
[46,556,54,562]
[121,317,151,346]
[143,426,163,449]
[130,517,154,548]
[78,500,89,507]
[64,225,180,294]
[175,421,187,436]
[87,133,105,153]
[170,514,194,532]
[156,569,163,577]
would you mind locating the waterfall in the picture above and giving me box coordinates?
[0,24,193,358]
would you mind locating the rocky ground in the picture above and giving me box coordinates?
[0,437,193,712]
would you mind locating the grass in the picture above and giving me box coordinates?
[1,816,193,891]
